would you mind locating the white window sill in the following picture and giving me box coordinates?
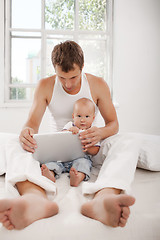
[0,102,32,109]
[0,101,119,109]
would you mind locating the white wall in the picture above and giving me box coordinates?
[0,0,160,135]
[113,0,160,135]
[0,107,51,134]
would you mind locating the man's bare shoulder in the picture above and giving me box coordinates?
[85,73,107,87]
[35,75,56,104]
[85,73,110,99]
[38,75,56,88]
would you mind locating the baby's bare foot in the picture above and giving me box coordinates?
[41,164,56,182]
[70,167,85,187]
[0,194,59,230]
[81,193,135,227]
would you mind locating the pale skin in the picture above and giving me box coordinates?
[41,98,100,187]
[0,64,135,230]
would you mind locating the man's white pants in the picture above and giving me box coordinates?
[82,133,139,195]
[5,137,56,200]
[5,133,139,199]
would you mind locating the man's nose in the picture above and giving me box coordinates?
[65,79,71,88]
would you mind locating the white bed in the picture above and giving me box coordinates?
[0,132,160,240]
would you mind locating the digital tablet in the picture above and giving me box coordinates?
[33,131,85,164]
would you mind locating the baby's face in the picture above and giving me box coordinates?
[73,105,95,130]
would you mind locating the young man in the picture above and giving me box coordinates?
[0,41,136,230]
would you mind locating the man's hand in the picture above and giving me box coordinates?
[19,127,37,153]
[68,126,80,135]
[79,126,101,151]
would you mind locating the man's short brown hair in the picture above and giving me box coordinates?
[51,40,84,72]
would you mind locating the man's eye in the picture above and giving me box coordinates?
[86,115,89,118]
[78,115,81,117]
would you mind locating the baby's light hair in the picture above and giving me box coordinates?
[74,98,95,114]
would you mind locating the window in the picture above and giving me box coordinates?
[2,0,113,104]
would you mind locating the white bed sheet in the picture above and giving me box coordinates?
[0,170,160,240]
[0,133,160,240]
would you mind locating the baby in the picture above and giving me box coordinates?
[41,98,100,187]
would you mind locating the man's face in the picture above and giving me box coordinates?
[55,64,82,94]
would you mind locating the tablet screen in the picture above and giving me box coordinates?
[33,131,85,164]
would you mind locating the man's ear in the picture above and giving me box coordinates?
[81,64,84,71]
[72,113,74,120]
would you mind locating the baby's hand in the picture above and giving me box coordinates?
[68,126,79,135]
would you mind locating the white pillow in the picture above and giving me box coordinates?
[136,133,160,171]
[93,132,160,172]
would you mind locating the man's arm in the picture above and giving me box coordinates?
[19,78,52,152]
[96,77,119,139]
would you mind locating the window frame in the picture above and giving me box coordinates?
[0,0,114,107]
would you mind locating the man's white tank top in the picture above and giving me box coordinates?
[48,72,99,132]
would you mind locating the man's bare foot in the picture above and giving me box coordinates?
[0,193,59,230]
[41,164,56,182]
[70,167,85,187]
[81,190,135,227]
